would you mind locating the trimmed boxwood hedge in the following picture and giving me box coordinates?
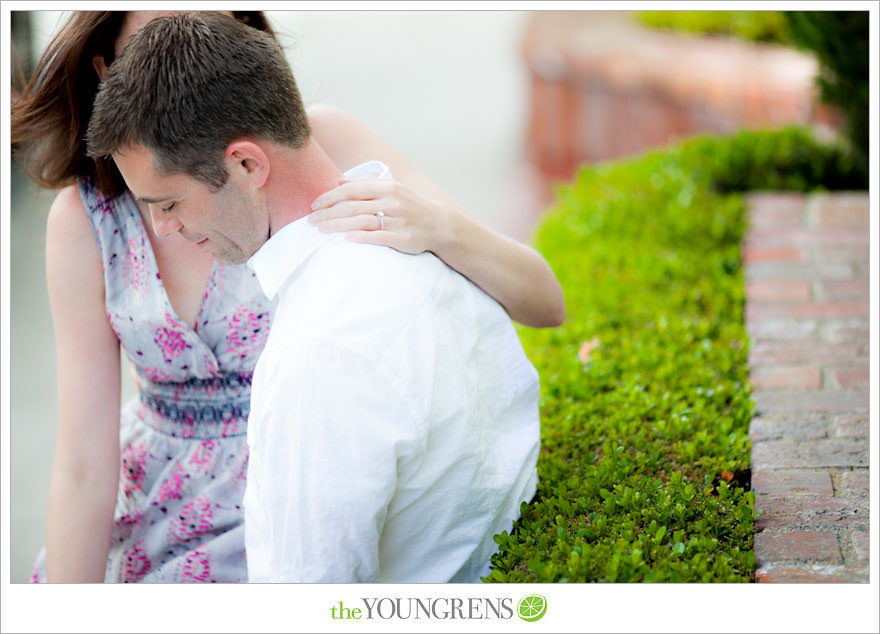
[636,10,790,44]
[485,127,862,583]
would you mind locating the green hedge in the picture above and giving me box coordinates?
[636,10,790,43]
[486,127,861,583]
[784,11,869,186]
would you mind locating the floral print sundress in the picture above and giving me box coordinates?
[32,176,275,582]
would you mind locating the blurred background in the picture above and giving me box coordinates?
[9,9,840,583]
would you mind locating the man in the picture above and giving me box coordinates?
[87,12,540,582]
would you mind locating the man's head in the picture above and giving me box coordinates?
[87,12,311,263]
[88,11,309,187]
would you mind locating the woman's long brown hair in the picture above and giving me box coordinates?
[11,11,276,199]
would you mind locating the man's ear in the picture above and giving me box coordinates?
[92,54,110,81]
[225,140,270,188]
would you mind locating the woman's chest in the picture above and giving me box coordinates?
[137,204,214,329]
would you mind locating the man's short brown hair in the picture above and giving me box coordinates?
[87,11,310,188]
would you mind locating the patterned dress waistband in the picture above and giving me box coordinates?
[137,374,252,439]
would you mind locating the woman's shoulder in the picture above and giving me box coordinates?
[46,183,101,259]
[47,183,88,230]
[306,104,379,171]
[306,103,353,133]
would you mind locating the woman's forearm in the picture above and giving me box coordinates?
[46,461,118,582]
[434,203,566,328]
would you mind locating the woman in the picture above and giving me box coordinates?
[12,10,564,582]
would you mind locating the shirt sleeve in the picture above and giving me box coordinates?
[246,335,420,582]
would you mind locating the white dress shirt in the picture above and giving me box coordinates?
[244,161,540,582]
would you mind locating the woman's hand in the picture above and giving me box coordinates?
[308,178,454,256]
[308,173,565,328]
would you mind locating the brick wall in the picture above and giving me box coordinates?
[522,12,842,186]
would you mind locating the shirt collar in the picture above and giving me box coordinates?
[247,160,393,299]
[247,216,336,300]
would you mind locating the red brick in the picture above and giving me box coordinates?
[753,389,869,412]
[851,531,869,561]
[755,531,840,564]
[746,280,812,302]
[750,365,821,389]
[749,413,828,441]
[752,439,867,469]
[812,194,869,228]
[824,321,869,345]
[744,228,867,249]
[833,367,870,388]
[746,301,868,320]
[746,203,805,231]
[815,280,869,301]
[834,415,869,438]
[752,470,833,497]
[742,246,805,263]
[815,245,870,263]
[746,318,818,341]
[755,497,869,530]
[790,228,869,246]
[745,192,807,214]
[833,470,869,496]
[745,260,852,282]
[748,341,868,366]
[756,565,868,583]
[742,231,799,249]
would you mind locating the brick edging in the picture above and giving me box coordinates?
[745,191,869,583]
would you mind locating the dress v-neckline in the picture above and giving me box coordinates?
[124,190,217,337]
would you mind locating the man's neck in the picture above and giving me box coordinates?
[264,139,343,237]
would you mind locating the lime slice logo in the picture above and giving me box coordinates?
[517,594,547,622]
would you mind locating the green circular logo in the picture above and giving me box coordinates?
[517,594,547,622]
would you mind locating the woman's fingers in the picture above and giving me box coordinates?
[310,179,396,211]
[344,230,396,249]
[308,199,386,223]
[307,178,432,255]
[312,211,388,234]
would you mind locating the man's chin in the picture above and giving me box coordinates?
[210,248,252,266]
[212,253,247,266]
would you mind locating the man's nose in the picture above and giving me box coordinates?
[150,207,183,237]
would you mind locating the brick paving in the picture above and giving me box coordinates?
[745,191,870,583]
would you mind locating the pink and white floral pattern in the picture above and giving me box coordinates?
[189,440,216,473]
[157,465,187,502]
[122,540,152,583]
[154,313,191,362]
[122,237,149,299]
[226,305,270,360]
[180,548,212,583]
[169,495,214,545]
[31,177,275,583]
[121,442,149,496]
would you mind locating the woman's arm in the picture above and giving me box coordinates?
[44,185,121,582]
[306,104,565,328]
